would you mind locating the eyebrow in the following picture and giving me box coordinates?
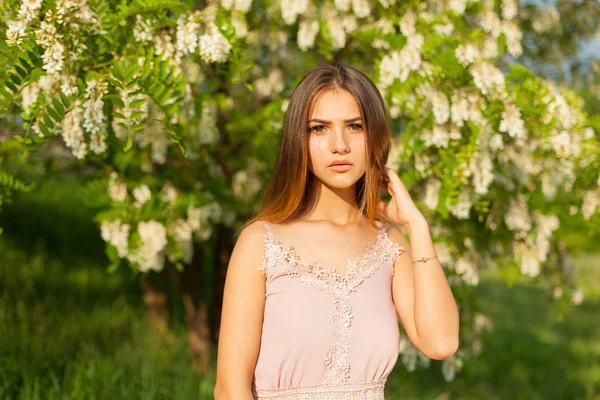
[307,117,363,124]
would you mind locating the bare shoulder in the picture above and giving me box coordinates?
[383,221,410,249]
[230,220,268,270]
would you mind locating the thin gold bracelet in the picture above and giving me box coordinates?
[412,255,438,264]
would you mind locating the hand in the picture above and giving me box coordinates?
[378,167,426,229]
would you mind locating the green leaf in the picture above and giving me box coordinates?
[123,134,133,152]
[6,79,19,93]
[52,98,66,115]
[38,120,50,135]
[130,111,146,120]
[105,94,126,108]
[1,85,15,99]
[112,112,127,120]
[47,106,61,121]
[60,92,70,107]
[15,65,27,78]
[42,113,53,128]
[10,73,22,86]
[18,57,33,73]
[129,98,146,108]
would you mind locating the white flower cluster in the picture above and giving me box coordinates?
[470,61,505,96]
[450,88,485,128]
[82,78,109,154]
[571,288,584,305]
[297,20,319,51]
[100,219,130,258]
[133,14,157,42]
[446,188,474,220]
[501,0,518,21]
[504,194,531,240]
[187,202,222,241]
[220,0,253,12]
[448,0,467,14]
[582,183,600,220]
[108,171,127,202]
[510,211,560,278]
[254,68,284,98]
[422,177,442,210]
[62,103,87,159]
[473,312,494,333]
[129,220,168,272]
[232,159,263,201]
[455,256,479,286]
[231,12,248,38]
[35,20,65,74]
[468,150,495,195]
[168,218,194,264]
[133,184,151,207]
[350,0,370,18]
[499,98,527,142]
[378,9,425,87]
[478,9,522,58]
[530,6,560,34]
[441,353,464,382]
[6,0,43,46]
[176,11,201,55]
[379,34,423,87]
[280,0,308,24]
[199,22,232,63]
[161,181,179,204]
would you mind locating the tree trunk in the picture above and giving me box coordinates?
[179,242,212,374]
[141,267,171,333]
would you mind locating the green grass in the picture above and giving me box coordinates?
[0,238,216,400]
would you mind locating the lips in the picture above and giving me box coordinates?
[328,160,353,167]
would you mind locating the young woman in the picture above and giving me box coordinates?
[214,62,459,399]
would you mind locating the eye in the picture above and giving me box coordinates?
[349,123,363,131]
[309,125,326,133]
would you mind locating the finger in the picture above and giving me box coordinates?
[377,199,387,214]
[384,167,404,194]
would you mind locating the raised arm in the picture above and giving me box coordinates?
[214,221,267,400]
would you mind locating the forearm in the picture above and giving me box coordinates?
[214,382,255,400]
[406,217,459,357]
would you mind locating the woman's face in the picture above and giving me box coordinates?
[307,89,367,190]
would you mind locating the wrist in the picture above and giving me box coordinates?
[403,215,428,235]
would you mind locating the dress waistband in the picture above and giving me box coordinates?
[253,379,386,399]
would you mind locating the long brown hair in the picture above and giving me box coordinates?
[244,61,393,231]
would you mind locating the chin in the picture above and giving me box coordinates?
[318,171,362,189]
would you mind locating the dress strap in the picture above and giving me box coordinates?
[264,221,275,238]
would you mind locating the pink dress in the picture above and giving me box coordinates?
[252,220,406,399]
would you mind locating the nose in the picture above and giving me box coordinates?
[330,125,350,154]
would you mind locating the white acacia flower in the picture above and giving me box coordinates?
[62,105,87,159]
[199,23,232,63]
[297,19,319,51]
[441,354,464,382]
[133,184,151,207]
[130,220,167,272]
[100,219,130,258]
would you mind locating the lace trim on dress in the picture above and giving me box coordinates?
[257,221,405,385]
[253,378,386,399]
